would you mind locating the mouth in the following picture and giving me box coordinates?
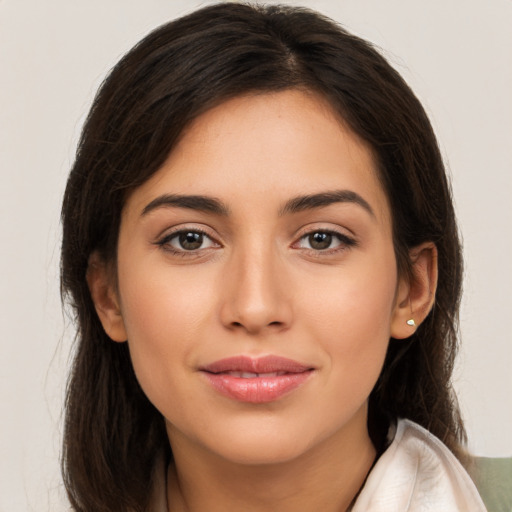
[199,355,315,403]
[213,371,288,378]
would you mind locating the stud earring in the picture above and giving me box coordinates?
[406,319,416,327]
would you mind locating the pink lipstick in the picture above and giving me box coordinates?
[200,355,314,403]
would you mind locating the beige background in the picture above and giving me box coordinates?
[1,0,511,510]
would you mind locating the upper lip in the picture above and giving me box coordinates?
[200,355,313,374]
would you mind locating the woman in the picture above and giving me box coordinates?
[60,3,486,511]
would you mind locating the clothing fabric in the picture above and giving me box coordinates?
[351,419,486,511]
[468,456,512,512]
[150,418,487,511]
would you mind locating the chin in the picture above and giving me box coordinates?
[211,433,312,466]
[193,413,342,467]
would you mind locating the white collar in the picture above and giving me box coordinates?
[351,419,486,511]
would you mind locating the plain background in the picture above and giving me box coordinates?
[1,0,511,510]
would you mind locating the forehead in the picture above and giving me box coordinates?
[124,90,391,227]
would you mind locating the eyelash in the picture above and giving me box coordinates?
[155,228,357,256]
[155,228,219,257]
[293,229,357,254]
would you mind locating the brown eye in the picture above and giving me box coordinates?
[158,229,218,253]
[295,230,357,252]
[308,232,333,250]
[178,231,204,250]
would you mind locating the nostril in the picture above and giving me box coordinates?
[229,320,283,331]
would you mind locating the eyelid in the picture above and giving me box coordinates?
[291,225,358,252]
[155,222,220,241]
[293,223,356,242]
[154,224,223,253]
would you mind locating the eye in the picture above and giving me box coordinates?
[157,229,218,253]
[295,230,356,252]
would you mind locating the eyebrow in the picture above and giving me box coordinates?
[279,190,375,217]
[141,189,374,218]
[141,194,230,217]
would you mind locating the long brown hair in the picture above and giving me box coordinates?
[61,3,465,511]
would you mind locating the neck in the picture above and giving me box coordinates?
[166,408,377,512]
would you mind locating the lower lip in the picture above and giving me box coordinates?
[202,371,314,403]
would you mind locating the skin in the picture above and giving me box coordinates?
[88,90,437,511]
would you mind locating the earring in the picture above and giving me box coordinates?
[406,319,416,327]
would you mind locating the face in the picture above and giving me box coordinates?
[109,90,407,465]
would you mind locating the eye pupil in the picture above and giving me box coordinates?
[179,232,203,250]
[309,232,332,250]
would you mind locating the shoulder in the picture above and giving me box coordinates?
[352,419,487,512]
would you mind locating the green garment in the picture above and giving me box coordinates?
[469,457,512,512]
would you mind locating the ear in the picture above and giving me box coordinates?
[391,242,438,339]
[86,251,128,342]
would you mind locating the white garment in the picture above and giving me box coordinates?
[351,419,487,511]
[150,419,487,511]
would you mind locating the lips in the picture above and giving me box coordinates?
[200,355,314,403]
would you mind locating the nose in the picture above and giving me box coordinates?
[219,243,293,335]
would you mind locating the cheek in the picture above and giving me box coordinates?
[119,251,218,335]
[299,250,397,385]
[116,260,216,405]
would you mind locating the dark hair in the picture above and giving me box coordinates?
[61,3,465,511]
